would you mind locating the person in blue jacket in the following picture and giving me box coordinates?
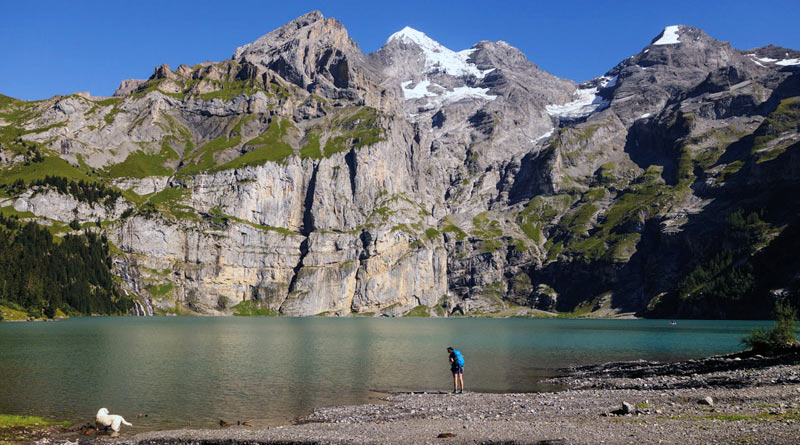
[447,346,464,393]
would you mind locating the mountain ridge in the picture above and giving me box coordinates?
[0,12,798,319]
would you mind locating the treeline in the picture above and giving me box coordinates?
[0,215,130,319]
[2,176,121,206]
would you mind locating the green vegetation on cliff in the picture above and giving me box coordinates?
[647,207,800,318]
[752,97,800,163]
[213,119,294,169]
[105,140,178,178]
[322,107,385,157]
[199,79,266,102]
[532,164,677,264]
[404,305,431,317]
[178,134,243,176]
[136,186,197,221]
[0,156,91,187]
[128,66,277,103]
[675,210,767,303]
[231,300,279,316]
[442,219,468,241]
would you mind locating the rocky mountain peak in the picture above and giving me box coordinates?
[230,10,370,99]
[647,25,724,49]
[592,24,755,124]
[638,24,737,67]
[151,63,177,80]
[232,10,335,61]
[469,40,538,72]
[112,78,146,96]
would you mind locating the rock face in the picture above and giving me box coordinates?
[232,11,386,108]
[113,79,146,97]
[1,16,799,318]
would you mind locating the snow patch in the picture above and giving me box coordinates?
[401,80,437,99]
[745,53,800,67]
[751,59,766,67]
[534,129,554,142]
[401,80,496,105]
[546,88,607,119]
[653,25,681,45]
[388,26,492,78]
[546,76,617,120]
[440,85,496,103]
[638,113,652,119]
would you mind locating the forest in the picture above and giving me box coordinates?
[0,214,130,319]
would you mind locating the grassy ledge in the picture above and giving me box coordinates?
[0,414,69,428]
[231,300,280,316]
[0,414,71,442]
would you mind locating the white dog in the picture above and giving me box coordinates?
[95,408,133,433]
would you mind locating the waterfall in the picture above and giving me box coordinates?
[132,299,154,316]
[126,289,153,316]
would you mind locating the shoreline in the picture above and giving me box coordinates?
[0,310,637,321]
[26,347,799,444]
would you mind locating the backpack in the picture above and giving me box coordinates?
[453,349,465,367]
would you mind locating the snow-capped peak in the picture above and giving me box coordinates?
[653,25,681,45]
[387,26,432,46]
[387,26,491,78]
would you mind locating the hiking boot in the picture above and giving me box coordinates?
[457,389,463,394]
[452,390,458,394]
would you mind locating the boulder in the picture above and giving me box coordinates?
[698,396,714,407]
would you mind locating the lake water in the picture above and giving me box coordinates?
[0,317,771,432]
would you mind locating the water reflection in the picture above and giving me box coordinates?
[0,317,769,431]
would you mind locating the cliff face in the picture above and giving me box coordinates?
[1,13,799,318]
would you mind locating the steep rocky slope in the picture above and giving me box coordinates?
[1,12,798,318]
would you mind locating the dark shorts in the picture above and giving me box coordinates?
[451,366,463,375]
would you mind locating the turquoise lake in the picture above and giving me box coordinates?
[0,317,771,432]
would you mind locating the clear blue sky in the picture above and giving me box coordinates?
[2,0,798,100]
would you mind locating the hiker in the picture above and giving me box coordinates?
[447,346,464,393]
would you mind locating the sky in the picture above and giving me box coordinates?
[1,0,799,100]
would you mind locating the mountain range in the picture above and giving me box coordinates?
[1,10,799,319]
